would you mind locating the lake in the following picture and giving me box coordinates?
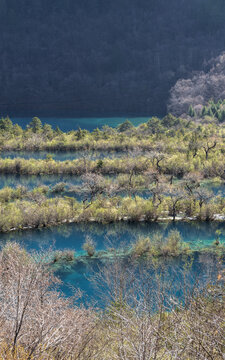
[0,116,224,307]
[0,221,224,304]
[11,117,149,132]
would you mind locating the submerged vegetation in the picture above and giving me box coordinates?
[131,230,190,257]
[49,230,225,270]
[0,243,223,359]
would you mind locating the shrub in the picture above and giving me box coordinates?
[51,182,67,193]
[132,237,152,256]
[53,249,75,262]
[83,236,96,256]
[163,230,188,256]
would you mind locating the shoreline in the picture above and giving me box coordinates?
[5,214,225,234]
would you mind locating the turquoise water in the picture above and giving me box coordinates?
[0,221,224,254]
[0,221,223,304]
[56,252,222,304]
[1,116,224,305]
[11,117,149,132]
[202,182,225,197]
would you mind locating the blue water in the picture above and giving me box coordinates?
[56,252,222,305]
[0,150,127,161]
[11,117,149,132]
[0,174,82,190]
[0,221,223,304]
[0,221,224,253]
[202,182,225,197]
[1,116,224,305]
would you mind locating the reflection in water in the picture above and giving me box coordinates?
[0,205,224,304]
[0,221,224,253]
[0,174,82,190]
[0,150,127,161]
[56,252,223,306]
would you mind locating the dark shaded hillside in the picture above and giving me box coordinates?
[0,0,225,117]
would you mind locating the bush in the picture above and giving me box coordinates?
[132,237,152,256]
[83,236,96,256]
[53,249,75,262]
[163,230,189,256]
[132,230,188,257]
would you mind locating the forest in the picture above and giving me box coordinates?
[1,0,225,116]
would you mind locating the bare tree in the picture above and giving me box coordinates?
[146,151,165,174]
[0,243,99,359]
[188,131,201,158]
[202,140,217,160]
[193,188,213,218]
[166,185,185,221]
[92,254,224,360]
[183,172,202,195]
[81,173,107,208]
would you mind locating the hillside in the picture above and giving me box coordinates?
[0,0,225,116]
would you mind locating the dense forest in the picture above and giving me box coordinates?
[1,0,225,116]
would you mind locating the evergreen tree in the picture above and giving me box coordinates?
[43,124,54,139]
[201,106,208,117]
[55,126,63,135]
[207,108,214,117]
[13,124,23,136]
[188,105,196,117]
[118,119,134,132]
[29,117,42,133]
[0,116,13,132]
[147,117,163,134]
[218,109,225,122]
